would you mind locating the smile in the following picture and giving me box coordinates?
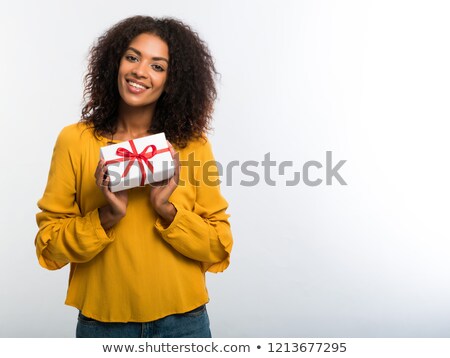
[126,80,149,90]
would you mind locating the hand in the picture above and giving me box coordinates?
[149,141,180,224]
[95,158,128,229]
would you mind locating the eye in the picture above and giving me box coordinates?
[152,64,165,72]
[125,55,139,62]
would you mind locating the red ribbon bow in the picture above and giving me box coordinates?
[105,140,171,186]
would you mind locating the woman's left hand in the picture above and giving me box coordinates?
[149,141,180,225]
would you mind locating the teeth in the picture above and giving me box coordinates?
[128,81,146,90]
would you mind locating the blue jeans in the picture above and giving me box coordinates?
[76,305,211,338]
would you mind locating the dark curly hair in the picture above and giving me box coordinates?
[81,15,218,148]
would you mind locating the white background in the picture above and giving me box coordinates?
[1,0,449,338]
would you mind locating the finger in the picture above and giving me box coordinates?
[100,165,110,185]
[153,173,178,196]
[96,168,104,187]
[167,174,179,192]
[94,159,103,179]
[167,140,176,158]
[95,159,107,180]
[101,175,112,196]
[172,151,180,185]
[149,178,169,188]
[96,165,107,187]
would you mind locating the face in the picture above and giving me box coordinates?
[117,33,169,110]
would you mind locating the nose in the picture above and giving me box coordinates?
[131,61,148,78]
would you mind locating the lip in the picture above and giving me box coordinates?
[125,79,149,94]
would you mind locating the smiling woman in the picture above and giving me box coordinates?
[81,16,217,149]
[117,34,169,109]
[34,15,233,338]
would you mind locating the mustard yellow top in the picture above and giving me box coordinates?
[35,122,233,322]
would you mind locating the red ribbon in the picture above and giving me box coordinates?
[105,140,171,186]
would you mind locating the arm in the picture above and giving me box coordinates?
[154,139,233,273]
[34,127,116,270]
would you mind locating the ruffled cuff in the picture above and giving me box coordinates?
[35,209,115,270]
[154,201,184,235]
[154,202,232,273]
[91,208,116,242]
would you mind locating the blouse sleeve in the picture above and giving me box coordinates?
[154,138,233,273]
[34,126,115,270]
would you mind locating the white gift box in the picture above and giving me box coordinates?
[100,132,175,192]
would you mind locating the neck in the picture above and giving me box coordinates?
[116,102,155,138]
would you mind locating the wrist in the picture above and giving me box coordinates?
[99,205,125,230]
[109,205,126,219]
[158,202,177,226]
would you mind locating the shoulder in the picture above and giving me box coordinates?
[57,121,94,141]
[178,134,212,153]
[176,134,215,160]
[56,121,96,147]
[52,122,98,165]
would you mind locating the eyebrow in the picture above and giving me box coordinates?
[127,47,169,64]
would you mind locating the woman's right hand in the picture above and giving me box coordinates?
[95,159,128,230]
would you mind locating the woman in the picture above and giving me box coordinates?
[34,15,233,338]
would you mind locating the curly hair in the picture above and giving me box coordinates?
[81,15,218,148]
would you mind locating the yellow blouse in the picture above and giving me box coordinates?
[34,122,233,322]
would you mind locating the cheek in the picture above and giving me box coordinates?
[117,76,125,96]
[117,67,124,86]
[157,74,168,90]
[117,61,129,81]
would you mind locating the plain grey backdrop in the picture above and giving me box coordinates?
[1,0,449,337]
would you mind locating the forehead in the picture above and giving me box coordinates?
[127,33,169,58]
